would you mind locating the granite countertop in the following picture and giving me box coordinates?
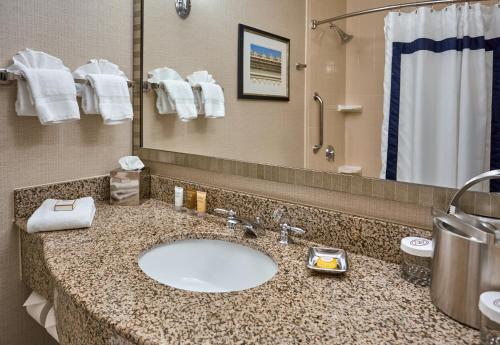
[17,200,479,345]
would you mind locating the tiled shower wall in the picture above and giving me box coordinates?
[306,0,347,173]
[0,1,133,344]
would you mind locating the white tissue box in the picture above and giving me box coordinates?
[110,168,146,206]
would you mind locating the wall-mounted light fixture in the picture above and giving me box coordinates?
[175,0,191,19]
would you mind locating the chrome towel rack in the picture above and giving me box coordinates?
[0,68,135,88]
[142,81,224,93]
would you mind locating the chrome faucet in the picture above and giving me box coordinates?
[278,223,305,245]
[214,208,264,237]
[272,207,305,245]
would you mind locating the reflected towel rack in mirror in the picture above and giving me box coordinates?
[142,81,224,93]
[0,68,135,88]
[142,81,198,92]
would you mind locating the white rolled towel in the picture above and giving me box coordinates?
[27,197,96,233]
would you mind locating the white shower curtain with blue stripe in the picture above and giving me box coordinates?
[380,4,500,192]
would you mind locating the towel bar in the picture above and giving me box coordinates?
[0,68,135,88]
[142,81,224,93]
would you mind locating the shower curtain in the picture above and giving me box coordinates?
[380,3,500,192]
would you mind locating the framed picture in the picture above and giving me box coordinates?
[238,24,290,101]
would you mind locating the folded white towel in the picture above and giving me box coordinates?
[73,59,133,125]
[147,67,197,120]
[198,82,225,118]
[147,67,183,115]
[7,49,80,125]
[27,197,96,233]
[187,71,225,118]
[160,80,197,121]
[86,74,133,125]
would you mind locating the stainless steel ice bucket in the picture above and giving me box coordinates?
[431,170,500,329]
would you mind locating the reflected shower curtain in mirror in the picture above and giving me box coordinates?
[380,4,500,192]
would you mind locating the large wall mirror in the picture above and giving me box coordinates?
[140,0,499,194]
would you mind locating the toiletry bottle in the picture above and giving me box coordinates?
[174,186,184,212]
[184,188,197,214]
[196,191,207,217]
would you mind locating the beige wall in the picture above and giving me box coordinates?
[142,0,306,168]
[306,0,347,172]
[0,1,133,344]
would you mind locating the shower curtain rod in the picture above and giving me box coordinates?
[311,0,491,28]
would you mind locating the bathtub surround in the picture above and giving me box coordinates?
[0,1,134,344]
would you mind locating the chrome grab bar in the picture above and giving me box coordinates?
[313,92,324,153]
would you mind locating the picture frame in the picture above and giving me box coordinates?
[238,24,290,101]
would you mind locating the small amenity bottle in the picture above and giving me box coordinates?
[184,188,197,214]
[174,186,184,212]
[196,191,207,217]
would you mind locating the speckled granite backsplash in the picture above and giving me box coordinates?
[14,172,151,219]
[14,173,428,264]
[150,175,429,264]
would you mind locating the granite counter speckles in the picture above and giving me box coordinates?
[17,200,478,345]
[151,175,430,264]
[14,172,151,219]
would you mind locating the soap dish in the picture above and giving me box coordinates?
[306,247,348,274]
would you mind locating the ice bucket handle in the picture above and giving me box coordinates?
[448,170,500,215]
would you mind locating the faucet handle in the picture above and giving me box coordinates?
[214,208,236,217]
[281,223,305,235]
[214,208,238,230]
[279,223,305,245]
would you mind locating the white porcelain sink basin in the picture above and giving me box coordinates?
[138,239,278,293]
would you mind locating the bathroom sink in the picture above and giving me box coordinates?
[138,239,278,293]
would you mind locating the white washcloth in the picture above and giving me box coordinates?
[187,71,225,118]
[7,49,80,125]
[160,80,197,121]
[27,197,96,233]
[147,67,183,114]
[73,59,133,125]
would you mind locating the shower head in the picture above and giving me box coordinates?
[329,23,354,44]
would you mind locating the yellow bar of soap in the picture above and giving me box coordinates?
[315,257,338,269]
